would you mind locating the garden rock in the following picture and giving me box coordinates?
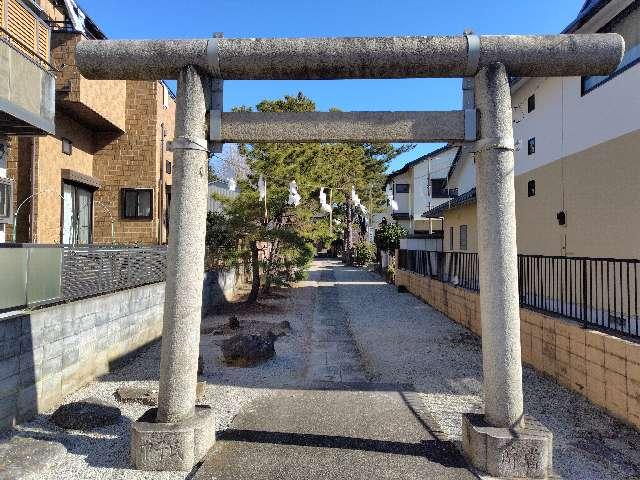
[228,315,240,329]
[50,397,121,431]
[270,320,291,337]
[221,333,276,367]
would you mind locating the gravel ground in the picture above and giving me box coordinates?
[330,260,640,480]
[0,278,317,480]
[4,259,640,479]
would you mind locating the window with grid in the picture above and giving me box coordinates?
[122,188,153,219]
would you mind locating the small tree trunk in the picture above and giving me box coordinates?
[263,238,280,294]
[247,241,260,303]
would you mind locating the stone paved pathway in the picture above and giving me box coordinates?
[196,260,475,479]
[195,383,475,480]
[306,266,367,383]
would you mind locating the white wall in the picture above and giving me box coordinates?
[447,60,640,193]
[512,61,640,178]
[448,152,475,195]
[400,237,443,251]
[0,140,7,243]
[412,147,458,217]
[390,172,411,214]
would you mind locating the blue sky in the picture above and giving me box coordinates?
[79,0,584,171]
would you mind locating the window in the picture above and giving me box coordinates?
[582,5,640,95]
[0,178,13,225]
[449,226,454,250]
[459,225,468,251]
[431,178,455,198]
[527,94,535,113]
[166,160,172,175]
[122,188,153,219]
[527,179,536,197]
[527,138,536,155]
[62,182,93,244]
[0,141,8,169]
[395,183,409,194]
[62,138,73,155]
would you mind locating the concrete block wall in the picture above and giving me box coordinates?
[395,269,640,431]
[0,267,240,432]
[0,283,164,431]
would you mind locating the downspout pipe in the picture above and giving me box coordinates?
[76,34,624,81]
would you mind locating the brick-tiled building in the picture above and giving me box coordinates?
[5,0,175,245]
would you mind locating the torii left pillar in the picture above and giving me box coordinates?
[130,65,215,471]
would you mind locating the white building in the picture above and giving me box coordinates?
[427,0,640,259]
[384,145,459,238]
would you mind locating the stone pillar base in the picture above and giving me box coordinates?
[462,413,553,479]
[130,406,215,471]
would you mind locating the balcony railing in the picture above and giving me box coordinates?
[0,26,55,73]
[432,188,458,199]
[0,244,167,312]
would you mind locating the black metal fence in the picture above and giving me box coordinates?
[398,249,640,339]
[398,249,479,291]
[61,245,167,302]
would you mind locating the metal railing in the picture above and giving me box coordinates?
[518,255,639,338]
[0,244,167,311]
[61,245,167,302]
[398,249,640,339]
[398,249,479,290]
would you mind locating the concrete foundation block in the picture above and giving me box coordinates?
[462,413,553,479]
[130,406,215,471]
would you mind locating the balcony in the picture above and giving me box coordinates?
[0,0,55,135]
[432,187,458,199]
[50,29,126,132]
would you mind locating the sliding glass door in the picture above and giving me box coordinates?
[62,182,93,244]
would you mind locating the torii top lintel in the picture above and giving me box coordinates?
[76,34,624,81]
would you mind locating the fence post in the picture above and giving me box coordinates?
[582,258,588,328]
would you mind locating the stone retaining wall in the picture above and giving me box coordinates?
[395,269,640,431]
[0,269,237,432]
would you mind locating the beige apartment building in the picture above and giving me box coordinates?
[425,0,640,260]
[4,0,175,245]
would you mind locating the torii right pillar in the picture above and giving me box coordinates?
[461,61,553,478]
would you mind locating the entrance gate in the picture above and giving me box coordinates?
[76,32,623,477]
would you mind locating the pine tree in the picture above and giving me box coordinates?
[206,92,413,302]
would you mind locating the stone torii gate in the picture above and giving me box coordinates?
[76,33,623,477]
